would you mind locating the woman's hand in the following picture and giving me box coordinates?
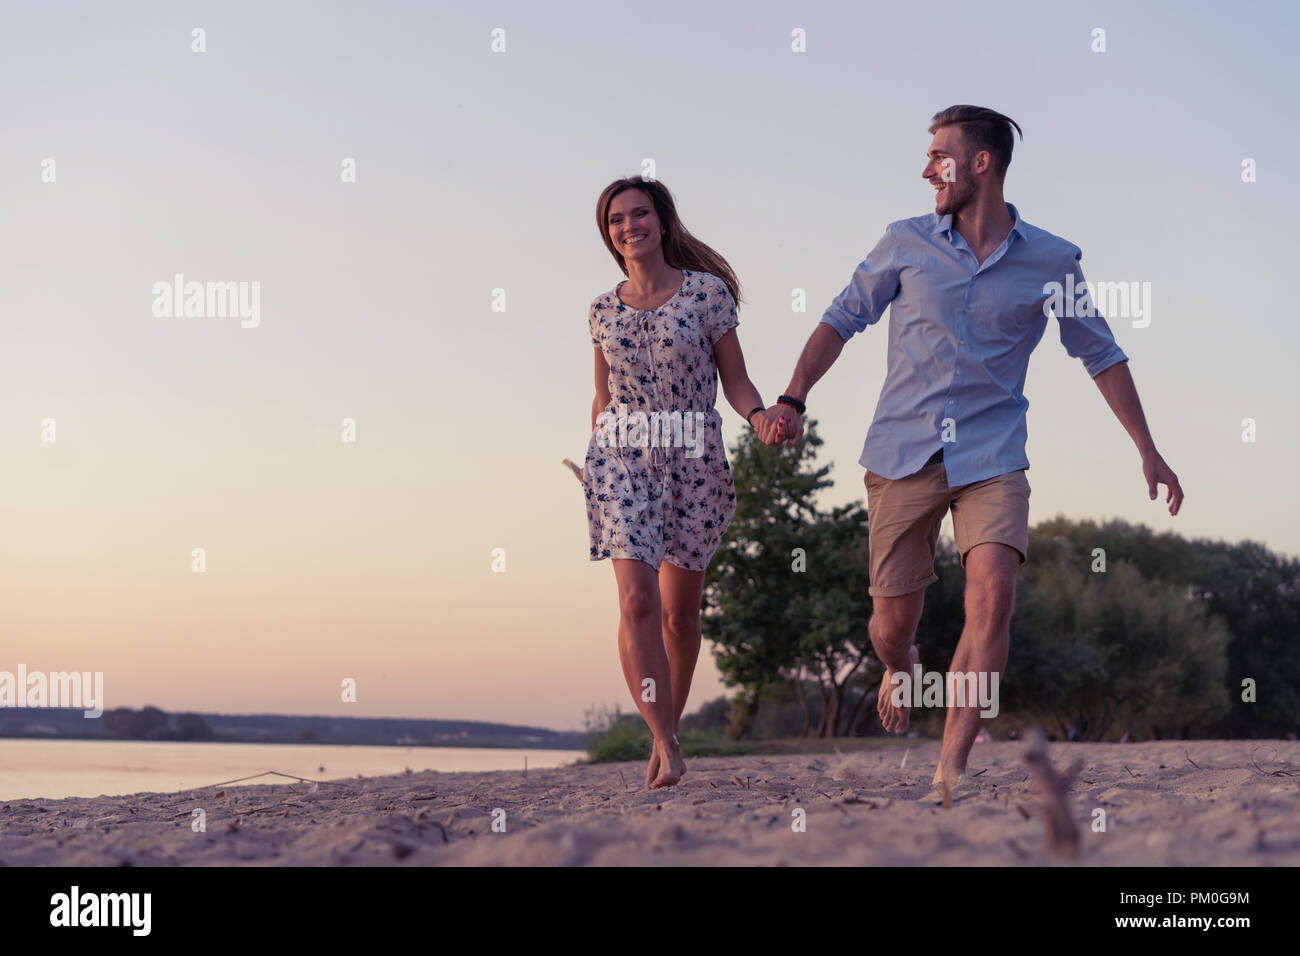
[773,404,804,449]
[751,407,800,447]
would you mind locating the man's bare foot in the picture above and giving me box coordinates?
[649,734,686,788]
[931,764,967,805]
[877,645,920,733]
[931,764,965,788]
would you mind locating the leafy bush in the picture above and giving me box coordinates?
[1006,533,1230,739]
[582,703,651,763]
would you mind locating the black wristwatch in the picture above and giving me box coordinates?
[776,394,806,415]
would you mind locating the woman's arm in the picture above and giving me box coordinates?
[713,329,768,431]
[591,346,612,431]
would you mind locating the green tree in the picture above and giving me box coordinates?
[1187,540,1300,737]
[702,444,1295,743]
[101,705,169,739]
[1029,516,1300,737]
[704,420,877,738]
[1006,531,1230,739]
[175,713,214,740]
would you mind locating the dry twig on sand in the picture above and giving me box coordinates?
[1022,728,1084,859]
[1249,745,1300,777]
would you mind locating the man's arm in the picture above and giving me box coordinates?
[784,322,847,404]
[752,323,846,448]
[758,228,901,447]
[1055,248,1183,515]
[1092,360,1184,515]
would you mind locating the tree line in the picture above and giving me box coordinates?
[700,421,1298,742]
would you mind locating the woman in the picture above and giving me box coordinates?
[584,177,783,788]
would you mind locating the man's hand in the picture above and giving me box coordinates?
[1142,450,1184,515]
[1091,363,1182,516]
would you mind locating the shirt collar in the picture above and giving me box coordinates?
[932,201,1027,243]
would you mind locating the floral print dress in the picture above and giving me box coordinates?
[583,269,739,572]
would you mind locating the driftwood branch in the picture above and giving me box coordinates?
[1022,727,1084,859]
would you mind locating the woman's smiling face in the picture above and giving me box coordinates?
[607,189,662,262]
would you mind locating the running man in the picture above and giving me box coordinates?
[755,105,1184,790]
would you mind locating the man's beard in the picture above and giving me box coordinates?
[938,179,974,216]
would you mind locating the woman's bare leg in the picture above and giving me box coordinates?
[658,562,706,732]
[611,558,685,787]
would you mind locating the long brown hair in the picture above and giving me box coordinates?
[595,177,743,304]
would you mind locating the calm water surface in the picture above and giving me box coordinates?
[0,739,586,801]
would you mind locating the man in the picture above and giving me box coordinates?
[752,105,1183,791]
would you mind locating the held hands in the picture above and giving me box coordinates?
[752,404,804,450]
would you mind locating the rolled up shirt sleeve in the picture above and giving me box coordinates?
[819,226,901,342]
[1057,249,1129,378]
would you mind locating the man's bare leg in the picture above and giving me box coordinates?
[869,588,926,733]
[933,542,1019,788]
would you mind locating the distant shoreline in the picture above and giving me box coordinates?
[0,707,585,751]
[0,733,583,751]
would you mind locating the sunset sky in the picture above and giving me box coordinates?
[2,1,1296,731]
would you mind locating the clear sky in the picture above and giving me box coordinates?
[2,1,1297,731]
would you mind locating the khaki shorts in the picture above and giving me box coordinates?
[864,462,1030,597]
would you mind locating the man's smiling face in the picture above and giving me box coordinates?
[922,125,977,216]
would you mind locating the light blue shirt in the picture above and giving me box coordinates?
[819,202,1128,486]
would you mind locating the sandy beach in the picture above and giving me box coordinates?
[2,739,1297,866]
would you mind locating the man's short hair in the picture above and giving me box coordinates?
[929,105,1023,178]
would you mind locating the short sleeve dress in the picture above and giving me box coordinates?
[583,269,739,572]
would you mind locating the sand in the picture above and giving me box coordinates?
[2,739,1297,866]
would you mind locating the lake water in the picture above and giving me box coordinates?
[0,739,588,801]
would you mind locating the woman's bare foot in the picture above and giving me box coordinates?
[644,722,683,785]
[877,645,920,733]
[644,747,661,787]
[649,734,686,788]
